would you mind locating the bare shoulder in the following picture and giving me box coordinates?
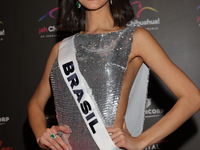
[134,26,150,37]
[133,26,155,48]
[130,27,150,59]
[131,26,162,58]
[50,41,62,58]
[45,41,62,73]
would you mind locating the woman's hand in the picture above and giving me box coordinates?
[37,125,72,150]
[107,123,144,150]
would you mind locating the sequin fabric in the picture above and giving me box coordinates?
[50,26,146,150]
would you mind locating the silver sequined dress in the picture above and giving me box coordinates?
[50,26,149,150]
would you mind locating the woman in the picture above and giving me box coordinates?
[27,0,200,150]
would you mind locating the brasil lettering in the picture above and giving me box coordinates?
[62,61,98,134]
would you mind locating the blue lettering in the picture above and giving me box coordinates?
[81,101,91,114]
[67,73,79,89]
[73,90,84,103]
[63,61,74,75]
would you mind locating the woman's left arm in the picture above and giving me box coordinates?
[107,27,200,150]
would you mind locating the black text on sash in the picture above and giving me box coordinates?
[62,61,99,134]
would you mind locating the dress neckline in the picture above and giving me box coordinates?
[76,26,129,36]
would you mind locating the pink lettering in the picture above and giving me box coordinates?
[1,147,13,150]
[0,141,12,150]
[197,16,200,23]
[39,26,48,34]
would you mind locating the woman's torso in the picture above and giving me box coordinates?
[50,25,149,150]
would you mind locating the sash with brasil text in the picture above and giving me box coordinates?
[58,35,120,150]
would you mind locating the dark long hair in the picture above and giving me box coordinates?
[58,0,134,32]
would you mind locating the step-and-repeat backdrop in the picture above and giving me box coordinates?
[0,0,200,149]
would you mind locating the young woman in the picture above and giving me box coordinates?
[27,0,200,150]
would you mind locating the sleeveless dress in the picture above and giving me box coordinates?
[50,25,149,150]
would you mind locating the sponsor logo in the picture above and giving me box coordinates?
[39,26,57,35]
[131,1,158,18]
[144,140,168,150]
[0,21,5,41]
[39,25,57,38]
[0,29,5,36]
[197,5,200,26]
[38,7,60,22]
[144,143,160,150]
[145,98,165,118]
[0,141,13,150]
[129,1,160,31]
[0,117,10,125]
[38,7,60,38]
[130,18,160,26]
[198,16,200,23]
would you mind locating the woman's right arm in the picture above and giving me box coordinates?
[27,42,71,150]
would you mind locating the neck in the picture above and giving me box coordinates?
[84,2,117,34]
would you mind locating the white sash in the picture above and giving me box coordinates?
[58,35,120,150]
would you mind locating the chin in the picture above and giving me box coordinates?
[85,5,101,10]
[80,0,109,11]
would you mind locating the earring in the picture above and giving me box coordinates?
[76,1,81,8]
[110,0,113,5]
